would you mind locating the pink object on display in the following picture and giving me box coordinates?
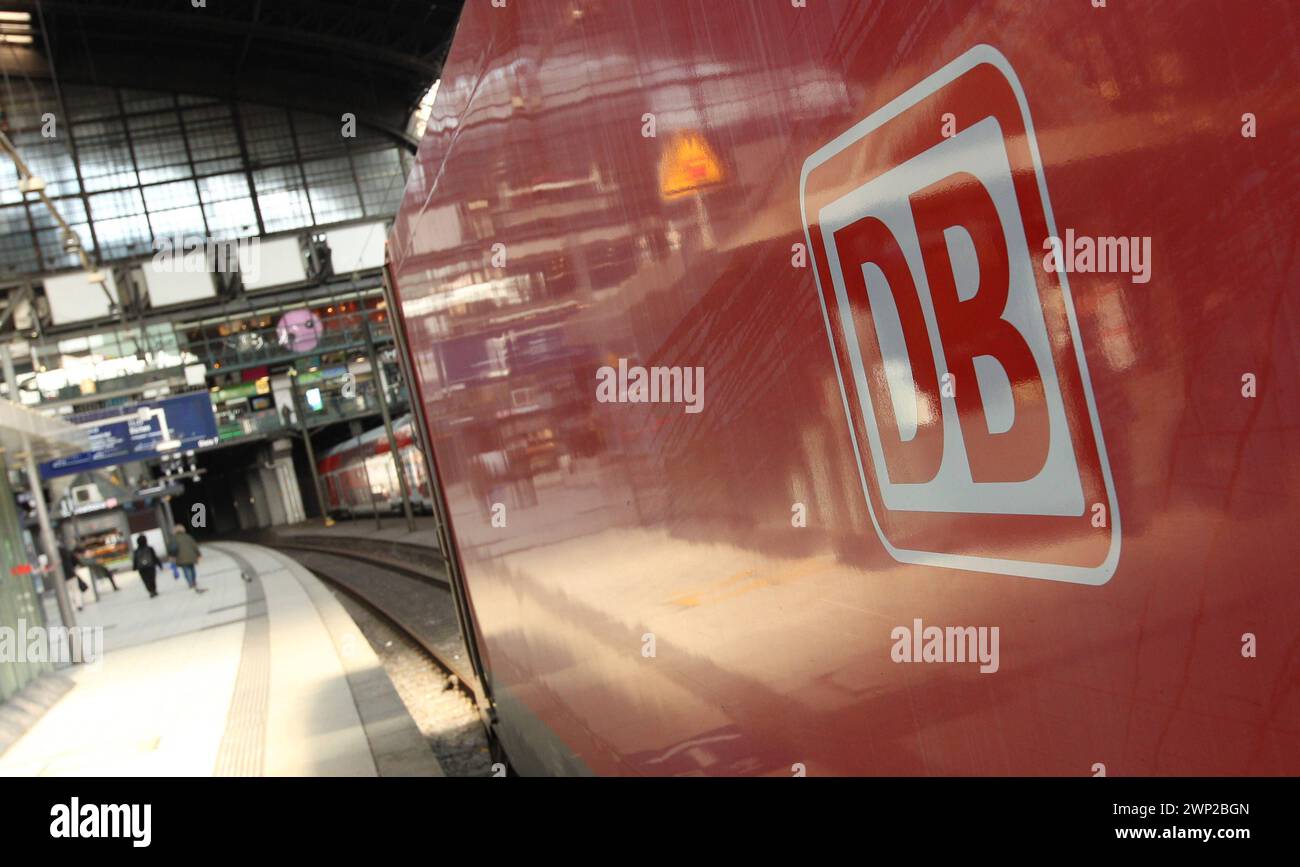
[276,308,322,352]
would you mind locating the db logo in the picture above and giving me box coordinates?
[800,46,1119,584]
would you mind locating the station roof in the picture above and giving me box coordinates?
[0,398,88,461]
[3,0,463,148]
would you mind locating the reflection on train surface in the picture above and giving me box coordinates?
[381,0,1300,776]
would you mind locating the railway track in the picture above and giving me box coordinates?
[266,538,478,703]
[264,533,516,773]
[271,534,452,589]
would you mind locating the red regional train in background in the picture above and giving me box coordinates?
[318,416,436,517]
[383,0,1300,775]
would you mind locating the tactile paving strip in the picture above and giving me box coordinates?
[211,545,270,777]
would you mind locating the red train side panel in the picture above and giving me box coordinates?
[389,0,1300,775]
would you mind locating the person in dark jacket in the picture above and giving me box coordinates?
[86,552,119,592]
[58,544,84,611]
[132,535,162,598]
[171,525,205,593]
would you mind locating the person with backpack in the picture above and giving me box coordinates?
[132,534,163,598]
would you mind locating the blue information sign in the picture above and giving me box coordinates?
[39,392,219,479]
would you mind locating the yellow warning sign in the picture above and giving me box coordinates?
[658,131,724,199]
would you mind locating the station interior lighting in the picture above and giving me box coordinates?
[0,10,32,44]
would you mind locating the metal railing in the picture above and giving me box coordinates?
[213,383,409,445]
[192,318,394,374]
[18,293,393,407]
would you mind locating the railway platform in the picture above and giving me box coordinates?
[272,514,445,552]
[259,518,478,694]
[0,543,441,777]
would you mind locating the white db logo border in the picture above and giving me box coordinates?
[798,44,1121,585]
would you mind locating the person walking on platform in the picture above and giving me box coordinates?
[172,525,206,593]
[132,535,162,598]
[84,550,120,592]
[165,533,180,581]
[58,543,84,612]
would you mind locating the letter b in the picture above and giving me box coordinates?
[909,172,1049,482]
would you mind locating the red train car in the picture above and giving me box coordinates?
[318,416,434,516]
[387,1,1300,775]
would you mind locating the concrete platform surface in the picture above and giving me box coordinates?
[0,542,441,777]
